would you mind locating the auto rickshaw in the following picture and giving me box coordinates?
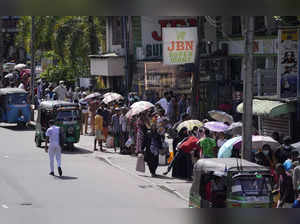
[35,101,81,150]
[189,158,273,208]
[0,88,31,127]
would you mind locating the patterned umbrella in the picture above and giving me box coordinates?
[208,110,233,124]
[103,92,124,104]
[176,120,203,132]
[204,121,229,133]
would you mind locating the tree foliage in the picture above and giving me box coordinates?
[15,16,106,85]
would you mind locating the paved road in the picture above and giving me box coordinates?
[0,124,186,222]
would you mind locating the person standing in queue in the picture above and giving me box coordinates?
[45,120,63,177]
[94,110,104,151]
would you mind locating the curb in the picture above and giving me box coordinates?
[94,153,189,203]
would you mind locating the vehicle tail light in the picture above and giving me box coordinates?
[231,203,241,208]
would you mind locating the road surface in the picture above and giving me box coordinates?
[0,124,186,223]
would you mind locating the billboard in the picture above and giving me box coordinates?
[277,28,299,98]
[162,27,198,65]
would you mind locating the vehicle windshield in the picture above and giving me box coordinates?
[7,93,27,105]
[56,110,80,121]
[231,176,272,197]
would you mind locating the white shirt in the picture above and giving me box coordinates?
[156,98,169,115]
[46,125,60,146]
[53,85,68,101]
[119,114,127,132]
[79,99,88,113]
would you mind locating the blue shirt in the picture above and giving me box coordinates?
[293,200,300,208]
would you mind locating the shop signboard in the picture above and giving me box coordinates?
[162,27,198,65]
[277,28,299,98]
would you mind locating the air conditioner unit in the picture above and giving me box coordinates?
[114,48,125,56]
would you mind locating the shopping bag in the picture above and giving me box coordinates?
[125,137,134,148]
[168,151,174,164]
[159,154,168,166]
[136,154,145,173]
[106,136,114,148]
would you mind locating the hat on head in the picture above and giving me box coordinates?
[59,81,64,84]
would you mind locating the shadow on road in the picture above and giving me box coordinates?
[62,147,93,155]
[139,174,174,180]
[55,176,78,180]
[0,124,35,132]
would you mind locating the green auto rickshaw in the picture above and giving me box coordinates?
[189,158,273,208]
[35,101,81,150]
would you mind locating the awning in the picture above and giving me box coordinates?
[237,99,296,117]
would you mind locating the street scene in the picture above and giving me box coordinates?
[1,16,300,213]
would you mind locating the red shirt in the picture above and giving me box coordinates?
[179,136,201,153]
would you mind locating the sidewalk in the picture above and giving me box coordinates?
[77,135,192,202]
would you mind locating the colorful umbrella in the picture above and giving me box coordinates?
[218,136,242,158]
[84,92,102,101]
[176,120,203,132]
[208,110,233,124]
[218,135,280,158]
[103,92,124,104]
[204,121,229,133]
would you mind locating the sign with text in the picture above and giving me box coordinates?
[277,28,299,98]
[163,27,198,65]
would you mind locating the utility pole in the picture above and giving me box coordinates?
[30,16,36,111]
[0,18,3,87]
[242,16,254,161]
[191,16,204,119]
[122,16,129,96]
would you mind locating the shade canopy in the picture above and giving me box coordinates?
[237,99,296,117]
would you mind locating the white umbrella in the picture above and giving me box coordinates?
[84,92,102,101]
[130,101,154,109]
[176,120,203,132]
[103,93,124,104]
[126,106,153,119]
[14,63,26,71]
[208,110,233,124]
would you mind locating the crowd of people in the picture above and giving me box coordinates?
[2,66,300,208]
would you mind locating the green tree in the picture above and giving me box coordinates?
[15,16,106,85]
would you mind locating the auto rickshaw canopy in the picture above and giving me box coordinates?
[0,88,27,95]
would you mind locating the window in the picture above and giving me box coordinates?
[232,16,242,36]
[111,17,122,45]
[255,16,266,35]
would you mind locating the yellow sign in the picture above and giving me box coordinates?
[281,29,298,41]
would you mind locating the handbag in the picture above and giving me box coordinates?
[136,154,145,173]
[106,135,114,148]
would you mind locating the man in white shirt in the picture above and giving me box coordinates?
[45,120,63,176]
[53,81,68,101]
[156,92,170,115]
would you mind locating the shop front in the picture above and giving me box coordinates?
[237,97,300,142]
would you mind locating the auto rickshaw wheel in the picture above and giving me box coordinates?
[35,136,42,148]
[67,143,74,151]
